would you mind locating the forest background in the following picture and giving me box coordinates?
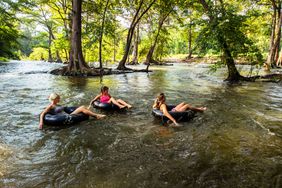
[1,0,281,76]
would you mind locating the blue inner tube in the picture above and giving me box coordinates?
[152,105,196,123]
[92,101,120,111]
[43,107,89,126]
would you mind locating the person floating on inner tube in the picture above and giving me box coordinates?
[89,86,132,109]
[153,93,207,126]
[39,93,106,129]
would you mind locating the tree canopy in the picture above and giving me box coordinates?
[0,0,279,78]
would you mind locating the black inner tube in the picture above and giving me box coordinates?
[43,106,89,126]
[152,105,196,123]
[92,101,120,111]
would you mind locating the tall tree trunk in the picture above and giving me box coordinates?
[49,28,63,63]
[99,0,110,69]
[221,38,241,81]
[198,0,242,81]
[47,31,53,62]
[56,51,62,63]
[187,22,193,59]
[130,24,139,64]
[145,27,161,66]
[68,0,89,73]
[113,35,116,63]
[117,0,156,70]
[275,4,282,65]
[50,0,71,63]
[145,11,171,71]
[68,9,73,65]
[117,25,138,70]
[64,49,68,63]
[266,1,282,70]
[39,6,54,63]
[277,49,282,67]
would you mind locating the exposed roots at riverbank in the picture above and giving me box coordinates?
[126,61,139,65]
[144,59,173,66]
[249,73,282,82]
[50,66,151,77]
[225,73,282,83]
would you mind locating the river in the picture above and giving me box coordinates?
[0,61,281,187]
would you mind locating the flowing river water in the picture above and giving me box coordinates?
[0,61,281,187]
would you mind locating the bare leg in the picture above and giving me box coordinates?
[175,102,207,112]
[178,104,206,112]
[108,97,126,109]
[192,106,207,112]
[178,104,192,112]
[174,102,186,111]
[117,99,132,108]
[71,106,106,119]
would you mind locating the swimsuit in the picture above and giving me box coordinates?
[160,103,177,112]
[171,108,177,112]
[100,95,111,103]
[53,106,65,113]
[48,106,65,115]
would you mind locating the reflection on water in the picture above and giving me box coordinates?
[0,61,281,187]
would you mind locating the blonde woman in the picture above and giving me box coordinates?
[39,93,105,129]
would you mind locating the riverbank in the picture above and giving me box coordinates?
[162,55,264,65]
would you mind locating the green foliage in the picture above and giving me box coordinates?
[195,0,263,65]
[208,60,225,73]
[18,28,49,57]
[0,25,20,59]
[29,47,48,60]
[0,0,20,59]
[53,33,69,52]
[0,0,35,59]
[2,0,274,67]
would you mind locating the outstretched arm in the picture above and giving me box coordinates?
[88,94,101,108]
[161,104,178,126]
[39,104,53,129]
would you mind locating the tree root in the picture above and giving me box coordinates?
[144,59,173,66]
[224,74,282,83]
[116,66,133,71]
[127,61,139,65]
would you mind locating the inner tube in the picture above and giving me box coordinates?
[43,107,89,126]
[152,105,196,123]
[92,101,120,111]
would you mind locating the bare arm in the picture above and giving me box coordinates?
[88,94,102,108]
[39,104,53,129]
[152,99,158,109]
[161,104,178,125]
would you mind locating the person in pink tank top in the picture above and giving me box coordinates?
[100,94,111,103]
[89,86,132,109]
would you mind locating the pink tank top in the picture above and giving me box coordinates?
[100,95,110,103]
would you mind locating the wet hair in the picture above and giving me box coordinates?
[101,86,109,94]
[49,93,60,102]
[157,93,165,102]
[155,93,166,108]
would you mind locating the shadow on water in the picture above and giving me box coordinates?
[0,61,281,187]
